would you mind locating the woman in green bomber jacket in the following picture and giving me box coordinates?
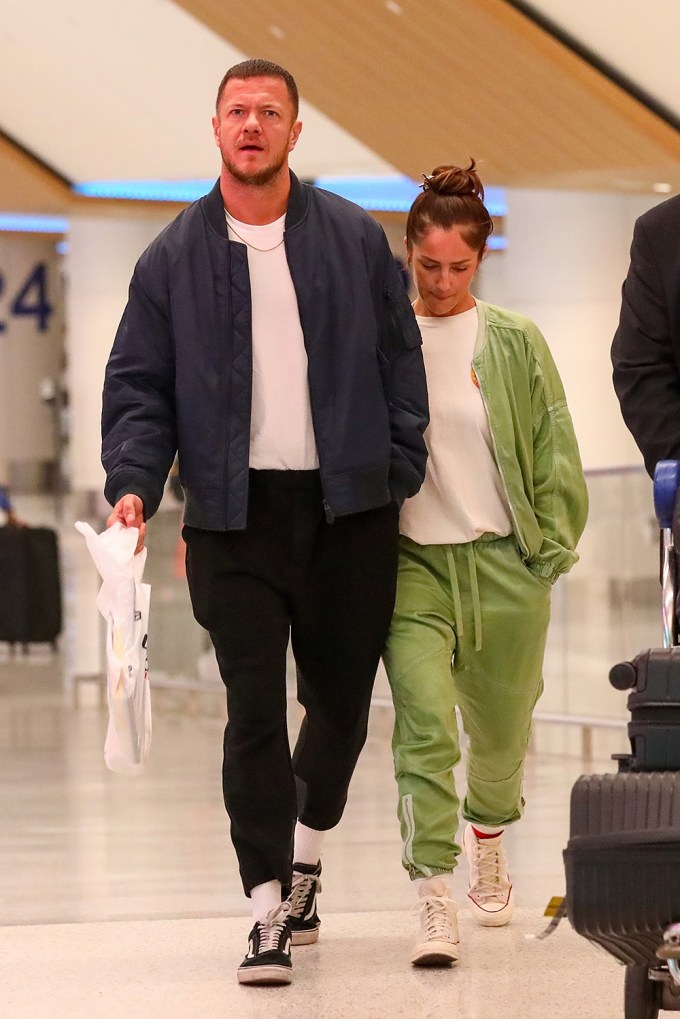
[383,161,588,968]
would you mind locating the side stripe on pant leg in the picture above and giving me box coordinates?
[401,793,433,877]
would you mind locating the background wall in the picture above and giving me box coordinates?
[0,233,65,491]
[65,213,175,510]
[477,188,660,472]
[0,185,661,509]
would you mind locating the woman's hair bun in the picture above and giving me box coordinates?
[407,157,492,252]
[422,159,484,201]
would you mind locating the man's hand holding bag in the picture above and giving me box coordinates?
[75,520,152,775]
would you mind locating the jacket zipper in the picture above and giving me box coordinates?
[222,243,235,524]
[475,360,529,558]
[284,233,334,524]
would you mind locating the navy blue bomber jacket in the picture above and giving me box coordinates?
[102,174,429,530]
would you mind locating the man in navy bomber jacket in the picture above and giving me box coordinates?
[101,58,428,986]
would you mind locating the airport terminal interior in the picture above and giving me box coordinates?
[3,2,680,1017]
[0,478,665,1017]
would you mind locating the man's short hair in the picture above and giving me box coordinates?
[216,59,299,119]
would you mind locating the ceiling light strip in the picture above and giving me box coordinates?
[0,214,68,233]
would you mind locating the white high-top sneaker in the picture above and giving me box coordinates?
[462,824,514,926]
[411,877,460,967]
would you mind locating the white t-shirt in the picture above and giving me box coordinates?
[226,211,319,470]
[399,306,513,545]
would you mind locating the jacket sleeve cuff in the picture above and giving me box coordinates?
[388,481,409,510]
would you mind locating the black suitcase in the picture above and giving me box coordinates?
[565,772,680,965]
[0,526,62,646]
[563,461,680,1018]
[609,647,680,771]
[565,772,680,1015]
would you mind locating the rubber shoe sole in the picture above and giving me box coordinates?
[411,940,459,967]
[291,925,320,946]
[467,888,514,927]
[237,963,293,986]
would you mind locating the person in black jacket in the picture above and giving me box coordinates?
[102,59,429,986]
[612,194,680,474]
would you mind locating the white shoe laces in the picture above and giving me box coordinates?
[288,870,321,916]
[259,901,292,952]
[415,894,459,943]
[469,837,511,903]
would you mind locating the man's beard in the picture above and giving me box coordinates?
[222,149,288,187]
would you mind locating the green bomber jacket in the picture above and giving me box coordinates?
[471,300,588,583]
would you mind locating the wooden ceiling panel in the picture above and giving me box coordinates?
[0,133,190,219]
[0,135,72,214]
[178,0,680,191]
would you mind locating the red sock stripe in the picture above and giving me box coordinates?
[471,826,504,840]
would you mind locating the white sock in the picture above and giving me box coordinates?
[250,880,282,922]
[414,874,453,898]
[293,822,325,866]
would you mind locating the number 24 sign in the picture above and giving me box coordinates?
[0,262,54,333]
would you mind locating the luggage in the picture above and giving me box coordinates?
[565,772,680,966]
[609,647,680,771]
[0,526,62,647]
[564,461,680,1018]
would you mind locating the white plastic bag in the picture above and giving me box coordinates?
[75,520,152,775]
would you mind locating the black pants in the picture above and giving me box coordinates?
[184,470,399,895]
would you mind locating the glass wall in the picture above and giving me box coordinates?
[538,466,659,758]
[48,465,662,759]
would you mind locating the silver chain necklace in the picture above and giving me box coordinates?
[228,223,285,253]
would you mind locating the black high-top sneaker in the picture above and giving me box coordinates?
[237,901,293,985]
[287,860,322,945]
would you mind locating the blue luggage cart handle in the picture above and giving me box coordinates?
[653,460,680,648]
[654,460,680,529]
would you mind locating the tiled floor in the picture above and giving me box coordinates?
[0,484,670,1017]
[1,909,628,1019]
[0,652,630,1019]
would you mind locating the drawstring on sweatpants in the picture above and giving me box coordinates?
[444,546,463,641]
[445,543,483,652]
[466,543,483,652]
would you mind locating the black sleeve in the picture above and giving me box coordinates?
[611,217,680,476]
[101,263,178,518]
[377,241,429,505]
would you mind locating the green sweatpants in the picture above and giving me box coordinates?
[383,533,551,880]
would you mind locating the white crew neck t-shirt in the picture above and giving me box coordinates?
[226,211,318,470]
[399,306,512,545]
